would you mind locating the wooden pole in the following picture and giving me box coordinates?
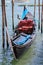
[1,0,5,48]
[38,0,40,30]
[12,0,14,31]
[38,0,40,21]
[3,0,16,59]
[5,14,9,48]
[34,0,36,18]
[1,0,9,48]
[4,0,9,48]
[41,0,43,33]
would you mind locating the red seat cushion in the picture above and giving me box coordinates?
[22,26,33,29]
[17,26,33,31]
[18,20,27,27]
[17,20,35,33]
[18,20,34,28]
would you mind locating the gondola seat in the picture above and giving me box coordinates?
[17,26,33,34]
[18,20,34,28]
[15,19,35,34]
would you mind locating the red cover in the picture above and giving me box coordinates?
[17,26,33,33]
[18,20,27,27]
[17,20,35,33]
[18,20,34,27]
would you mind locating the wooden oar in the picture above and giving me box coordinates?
[5,26,16,59]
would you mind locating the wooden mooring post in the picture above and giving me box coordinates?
[38,0,40,30]
[34,0,36,18]
[4,0,9,48]
[1,0,5,48]
[1,0,16,59]
[12,0,14,31]
[41,0,43,33]
[38,0,40,21]
[1,0,9,48]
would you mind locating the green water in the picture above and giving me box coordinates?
[11,32,43,65]
[10,32,42,65]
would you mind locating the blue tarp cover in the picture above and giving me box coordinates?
[21,8,29,19]
[14,35,31,45]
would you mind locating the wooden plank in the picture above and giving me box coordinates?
[18,4,43,7]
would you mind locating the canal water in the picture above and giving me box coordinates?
[0,0,43,65]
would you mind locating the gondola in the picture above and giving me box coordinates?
[11,7,36,58]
